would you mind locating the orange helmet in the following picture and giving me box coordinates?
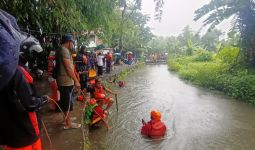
[89,79,95,85]
[89,98,97,105]
[151,109,161,121]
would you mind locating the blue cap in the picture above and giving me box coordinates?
[61,34,75,44]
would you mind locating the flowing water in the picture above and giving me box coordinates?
[87,65,255,150]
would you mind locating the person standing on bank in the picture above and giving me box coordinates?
[96,52,104,76]
[76,45,88,93]
[56,34,81,129]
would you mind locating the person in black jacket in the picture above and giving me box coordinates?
[76,45,89,92]
[0,10,49,150]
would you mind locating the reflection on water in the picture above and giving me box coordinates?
[88,65,255,150]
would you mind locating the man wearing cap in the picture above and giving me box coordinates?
[141,110,167,138]
[56,34,81,129]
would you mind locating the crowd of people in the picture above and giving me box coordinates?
[0,9,166,150]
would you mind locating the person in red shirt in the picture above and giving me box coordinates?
[141,110,167,138]
[106,52,112,73]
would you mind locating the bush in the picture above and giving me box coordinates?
[215,46,240,64]
[216,74,255,103]
[193,50,213,62]
[167,46,255,104]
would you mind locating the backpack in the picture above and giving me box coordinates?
[0,10,25,90]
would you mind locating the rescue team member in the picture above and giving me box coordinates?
[141,110,167,138]
[0,9,50,150]
[85,99,108,125]
[88,78,117,110]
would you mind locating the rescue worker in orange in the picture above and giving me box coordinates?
[141,110,167,138]
[0,10,50,150]
[106,52,112,73]
[89,78,117,110]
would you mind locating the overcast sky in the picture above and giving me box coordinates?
[141,0,232,37]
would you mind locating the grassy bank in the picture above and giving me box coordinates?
[168,46,255,104]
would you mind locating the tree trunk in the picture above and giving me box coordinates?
[119,0,127,52]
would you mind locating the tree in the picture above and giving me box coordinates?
[117,0,163,51]
[194,0,255,68]
[201,28,223,51]
[177,26,194,46]
[0,0,163,53]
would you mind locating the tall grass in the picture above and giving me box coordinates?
[168,46,255,103]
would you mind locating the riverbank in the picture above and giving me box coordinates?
[167,51,255,104]
[36,63,144,150]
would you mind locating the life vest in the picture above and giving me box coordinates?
[18,66,40,136]
[47,55,55,76]
[94,86,105,99]
[141,120,166,138]
[85,103,98,124]
[106,53,112,61]
[19,66,33,84]
[149,121,166,137]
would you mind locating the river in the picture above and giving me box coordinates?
[87,65,255,150]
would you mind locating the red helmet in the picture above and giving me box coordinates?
[78,95,84,101]
[89,98,97,105]
[94,93,105,99]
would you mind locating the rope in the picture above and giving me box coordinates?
[41,120,53,150]
[42,88,78,150]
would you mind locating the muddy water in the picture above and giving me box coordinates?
[87,65,255,150]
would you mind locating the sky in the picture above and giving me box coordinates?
[141,0,232,37]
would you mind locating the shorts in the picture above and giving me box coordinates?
[58,86,74,112]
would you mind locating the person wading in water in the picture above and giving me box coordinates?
[141,110,167,138]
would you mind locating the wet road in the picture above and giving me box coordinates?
[88,65,255,150]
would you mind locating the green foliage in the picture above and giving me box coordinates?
[168,45,255,104]
[201,29,223,51]
[193,50,213,62]
[216,74,255,103]
[0,0,162,52]
[216,46,240,64]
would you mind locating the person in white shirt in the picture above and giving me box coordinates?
[96,52,104,76]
